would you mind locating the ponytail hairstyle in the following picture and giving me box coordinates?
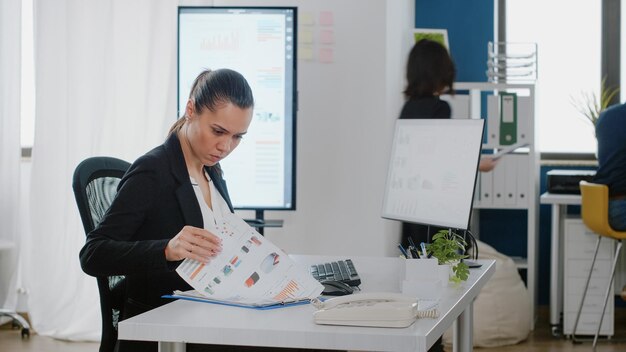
[169,69,254,134]
[169,69,254,175]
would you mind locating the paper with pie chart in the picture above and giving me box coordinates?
[176,212,324,306]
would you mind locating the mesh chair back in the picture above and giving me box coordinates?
[72,157,130,352]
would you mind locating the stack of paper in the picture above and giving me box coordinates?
[175,212,324,307]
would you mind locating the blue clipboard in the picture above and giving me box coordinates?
[162,294,312,310]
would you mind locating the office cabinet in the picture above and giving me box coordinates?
[446,82,539,330]
[563,218,614,336]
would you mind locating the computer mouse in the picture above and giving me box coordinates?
[321,280,354,296]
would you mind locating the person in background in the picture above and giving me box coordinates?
[398,39,498,267]
[400,38,498,171]
[594,102,626,231]
[398,37,499,352]
[80,69,254,352]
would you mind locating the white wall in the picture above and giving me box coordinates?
[17,1,414,265]
[219,0,415,257]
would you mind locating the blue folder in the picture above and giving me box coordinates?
[162,294,312,310]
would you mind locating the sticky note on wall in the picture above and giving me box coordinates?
[319,47,333,63]
[319,11,334,26]
[320,30,334,44]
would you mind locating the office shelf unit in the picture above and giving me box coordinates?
[445,82,539,330]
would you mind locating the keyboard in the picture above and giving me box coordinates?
[310,259,361,287]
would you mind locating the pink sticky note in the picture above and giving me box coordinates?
[319,47,334,64]
[319,11,334,26]
[320,30,334,44]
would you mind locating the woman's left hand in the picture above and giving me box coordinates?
[478,156,498,172]
[165,225,222,263]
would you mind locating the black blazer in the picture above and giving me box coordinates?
[79,133,234,315]
[398,96,451,120]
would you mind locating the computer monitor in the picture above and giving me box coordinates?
[381,119,485,230]
[178,7,297,211]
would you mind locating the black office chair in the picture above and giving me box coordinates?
[72,156,130,352]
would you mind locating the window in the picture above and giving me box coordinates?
[507,0,601,154]
[622,1,626,103]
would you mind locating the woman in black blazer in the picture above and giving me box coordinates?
[79,69,254,352]
[399,39,499,250]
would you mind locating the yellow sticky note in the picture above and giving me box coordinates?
[301,12,315,25]
[298,45,314,61]
[300,29,314,44]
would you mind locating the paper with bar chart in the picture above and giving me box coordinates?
[175,212,323,307]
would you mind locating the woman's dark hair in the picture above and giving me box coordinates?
[169,68,254,134]
[404,39,456,99]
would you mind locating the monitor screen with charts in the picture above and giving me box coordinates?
[178,7,297,210]
[381,119,485,230]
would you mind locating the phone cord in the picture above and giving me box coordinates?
[310,298,324,309]
[416,308,439,319]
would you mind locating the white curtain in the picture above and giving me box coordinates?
[25,0,177,340]
[0,0,22,314]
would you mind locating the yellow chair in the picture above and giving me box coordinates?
[572,181,626,348]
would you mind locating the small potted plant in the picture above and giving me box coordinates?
[427,229,470,284]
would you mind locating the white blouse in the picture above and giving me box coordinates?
[189,171,230,233]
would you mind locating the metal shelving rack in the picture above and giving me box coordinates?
[447,82,539,330]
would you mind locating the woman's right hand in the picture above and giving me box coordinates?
[165,226,222,263]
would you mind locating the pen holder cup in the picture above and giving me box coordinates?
[399,258,448,300]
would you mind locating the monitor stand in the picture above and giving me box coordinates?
[244,210,283,236]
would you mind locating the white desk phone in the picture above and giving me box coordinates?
[313,292,438,328]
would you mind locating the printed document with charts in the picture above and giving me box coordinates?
[175,212,324,307]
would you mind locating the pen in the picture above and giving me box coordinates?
[420,242,428,259]
[407,236,417,249]
[406,237,419,258]
[397,243,409,259]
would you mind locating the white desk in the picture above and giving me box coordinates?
[539,192,581,335]
[119,255,495,352]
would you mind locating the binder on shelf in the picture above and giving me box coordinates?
[499,93,518,145]
[487,95,499,145]
[492,156,506,206]
[516,96,532,143]
[504,155,518,206]
[480,169,493,206]
[516,155,529,206]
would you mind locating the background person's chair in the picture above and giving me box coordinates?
[72,156,130,352]
[572,181,626,348]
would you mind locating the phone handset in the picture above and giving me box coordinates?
[313,292,427,328]
[318,292,417,310]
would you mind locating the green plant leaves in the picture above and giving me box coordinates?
[428,229,469,282]
[570,77,620,131]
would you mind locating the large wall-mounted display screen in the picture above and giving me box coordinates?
[178,7,297,210]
